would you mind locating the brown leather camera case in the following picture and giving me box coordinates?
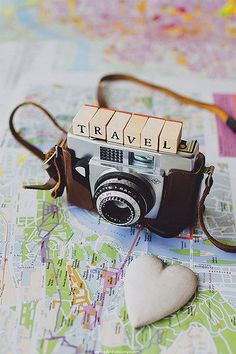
[144,153,205,237]
[63,148,205,238]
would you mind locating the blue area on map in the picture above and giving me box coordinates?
[70,205,236,264]
[72,38,92,71]
[17,8,55,37]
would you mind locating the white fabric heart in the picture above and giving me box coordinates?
[124,255,197,328]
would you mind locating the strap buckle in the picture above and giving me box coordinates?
[43,145,59,170]
[204,165,215,188]
[204,165,215,175]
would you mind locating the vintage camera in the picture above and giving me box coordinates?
[65,105,206,237]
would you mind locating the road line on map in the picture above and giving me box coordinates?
[45,246,62,332]
[0,212,9,301]
[45,330,81,353]
[37,201,62,332]
[117,226,144,278]
[97,226,143,324]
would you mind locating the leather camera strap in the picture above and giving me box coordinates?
[9,101,67,197]
[97,74,236,132]
[9,77,236,252]
[9,101,67,160]
[97,74,236,253]
[199,167,236,252]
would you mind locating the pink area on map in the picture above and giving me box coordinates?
[214,94,236,157]
[82,305,97,329]
[103,270,117,288]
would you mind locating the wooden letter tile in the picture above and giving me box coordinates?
[141,118,165,151]
[72,105,98,137]
[107,111,131,144]
[89,108,115,140]
[124,114,148,148]
[159,120,182,154]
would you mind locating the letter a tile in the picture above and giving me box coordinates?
[107,111,131,144]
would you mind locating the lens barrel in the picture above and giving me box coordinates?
[94,172,155,226]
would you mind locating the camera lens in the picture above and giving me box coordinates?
[94,172,155,226]
[101,198,133,225]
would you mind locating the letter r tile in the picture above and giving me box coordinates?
[89,108,115,140]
